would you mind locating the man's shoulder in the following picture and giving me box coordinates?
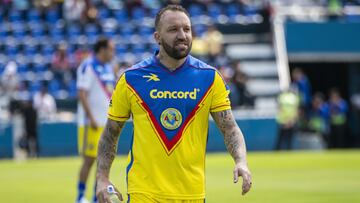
[77,56,95,74]
[125,56,154,74]
[187,55,217,72]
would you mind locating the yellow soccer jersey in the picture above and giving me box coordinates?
[108,55,231,199]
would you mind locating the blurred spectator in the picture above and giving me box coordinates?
[51,42,72,85]
[12,0,30,10]
[34,0,54,10]
[126,0,143,14]
[84,0,98,23]
[213,46,231,69]
[328,88,348,148]
[191,28,208,61]
[275,86,300,150]
[1,61,19,98]
[33,83,57,121]
[308,92,330,147]
[21,98,38,158]
[203,24,224,62]
[231,62,254,107]
[103,0,124,9]
[291,68,312,113]
[328,0,343,19]
[142,0,161,10]
[63,0,86,23]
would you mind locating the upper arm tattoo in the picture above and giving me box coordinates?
[211,110,245,163]
[97,119,125,176]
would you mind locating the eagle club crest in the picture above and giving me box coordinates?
[160,108,182,130]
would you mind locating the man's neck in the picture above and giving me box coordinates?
[157,51,186,72]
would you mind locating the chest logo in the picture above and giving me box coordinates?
[160,108,182,130]
[143,73,160,82]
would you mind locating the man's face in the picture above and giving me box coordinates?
[104,41,115,62]
[156,11,192,60]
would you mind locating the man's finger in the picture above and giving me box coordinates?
[113,187,123,201]
[241,174,252,195]
[98,192,106,203]
[105,196,113,203]
[116,192,123,201]
[233,169,239,183]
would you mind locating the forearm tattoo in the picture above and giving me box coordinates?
[97,119,125,176]
[211,110,246,163]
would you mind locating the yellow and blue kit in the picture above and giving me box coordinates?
[108,53,231,200]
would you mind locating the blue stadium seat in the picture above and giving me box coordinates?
[226,4,241,17]
[42,45,55,58]
[33,62,47,73]
[67,24,81,41]
[17,63,29,73]
[188,4,204,17]
[27,9,41,23]
[226,3,241,23]
[67,79,77,98]
[193,24,207,37]
[12,22,26,39]
[0,25,7,38]
[116,43,128,55]
[208,4,223,21]
[138,26,153,37]
[30,23,45,37]
[0,10,3,23]
[120,25,134,38]
[48,78,61,96]
[132,7,146,23]
[132,43,146,55]
[49,26,65,42]
[29,80,41,94]
[114,9,129,24]
[9,10,23,22]
[149,8,159,18]
[243,4,259,17]
[85,24,99,37]
[5,45,19,57]
[97,7,111,21]
[23,44,38,57]
[46,8,60,24]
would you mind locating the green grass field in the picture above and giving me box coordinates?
[0,150,359,203]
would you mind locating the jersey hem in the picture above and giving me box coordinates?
[127,190,205,200]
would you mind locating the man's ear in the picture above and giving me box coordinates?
[154,32,161,45]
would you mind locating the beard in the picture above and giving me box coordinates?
[161,38,192,60]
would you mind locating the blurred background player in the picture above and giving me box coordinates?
[76,37,115,203]
[276,86,300,150]
[329,88,348,148]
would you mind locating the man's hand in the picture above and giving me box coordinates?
[233,162,252,195]
[96,180,123,203]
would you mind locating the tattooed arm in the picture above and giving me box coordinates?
[96,119,125,203]
[211,109,252,195]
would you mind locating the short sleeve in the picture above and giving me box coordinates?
[108,74,131,121]
[77,64,93,90]
[210,71,231,112]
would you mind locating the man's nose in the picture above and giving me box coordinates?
[176,29,186,40]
